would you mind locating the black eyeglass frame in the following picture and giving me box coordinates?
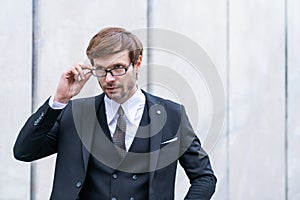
[91,62,133,77]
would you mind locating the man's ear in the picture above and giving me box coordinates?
[135,55,143,68]
[134,55,143,80]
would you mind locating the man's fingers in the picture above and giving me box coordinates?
[73,64,85,80]
[81,71,92,84]
[79,63,93,70]
[64,63,93,82]
[75,63,94,81]
[67,66,79,80]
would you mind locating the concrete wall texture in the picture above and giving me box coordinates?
[1,0,299,199]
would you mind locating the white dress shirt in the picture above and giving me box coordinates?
[49,95,68,109]
[104,89,145,151]
[49,89,146,151]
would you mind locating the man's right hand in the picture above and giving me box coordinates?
[54,64,93,104]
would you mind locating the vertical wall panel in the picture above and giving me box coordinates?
[149,1,227,199]
[287,0,300,199]
[32,0,147,199]
[0,0,32,199]
[229,0,286,199]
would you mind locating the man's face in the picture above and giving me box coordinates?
[93,51,141,104]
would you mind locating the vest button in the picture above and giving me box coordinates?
[76,181,82,188]
[132,174,138,180]
[129,197,135,200]
[112,197,117,200]
[112,173,118,179]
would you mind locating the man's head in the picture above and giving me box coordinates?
[86,27,143,66]
[86,27,143,104]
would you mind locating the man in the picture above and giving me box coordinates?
[14,27,216,200]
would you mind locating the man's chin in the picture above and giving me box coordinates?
[105,92,122,102]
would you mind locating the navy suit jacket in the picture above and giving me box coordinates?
[14,91,216,200]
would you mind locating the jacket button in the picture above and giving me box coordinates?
[112,173,118,179]
[76,181,82,188]
[129,197,135,200]
[111,197,117,200]
[132,174,138,180]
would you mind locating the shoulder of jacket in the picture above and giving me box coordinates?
[143,90,182,109]
[70,93,104,104]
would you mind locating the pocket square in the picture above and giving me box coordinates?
[161,137,178,144]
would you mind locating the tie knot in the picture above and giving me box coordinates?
[118,106,124,116]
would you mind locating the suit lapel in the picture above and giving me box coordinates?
[143,92,166,184]
[72,94,106,172]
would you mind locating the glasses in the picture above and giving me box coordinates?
[91,62,132,77]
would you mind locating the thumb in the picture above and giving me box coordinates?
[80,71,93,85]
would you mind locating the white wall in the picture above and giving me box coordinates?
[229,0,286,199]
[0,0,32,199]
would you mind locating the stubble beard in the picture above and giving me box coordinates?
[104,83,137,104]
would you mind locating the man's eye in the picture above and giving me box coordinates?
[113,65,123,69]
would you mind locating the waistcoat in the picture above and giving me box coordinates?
[79,102,150,200]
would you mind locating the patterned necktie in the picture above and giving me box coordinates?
[112,106,126,157]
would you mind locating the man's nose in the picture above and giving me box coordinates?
[105,72,115,82]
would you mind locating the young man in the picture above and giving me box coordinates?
[14,27,216,200]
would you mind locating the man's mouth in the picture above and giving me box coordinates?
[105,86,117,91]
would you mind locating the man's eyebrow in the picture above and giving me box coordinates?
[110,62,128,67]
[95,62,128,69]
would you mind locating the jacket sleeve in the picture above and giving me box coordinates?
[13,98,63,162]
[178,106,217,200]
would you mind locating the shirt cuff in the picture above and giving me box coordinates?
[48,95,68,110]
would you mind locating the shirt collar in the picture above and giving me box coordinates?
[104,89,145,125]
